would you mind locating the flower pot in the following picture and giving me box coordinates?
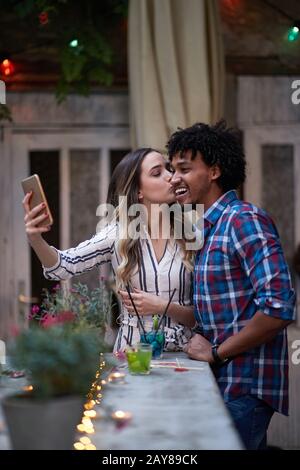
[2,394,84,450]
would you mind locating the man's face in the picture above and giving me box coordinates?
[170,150,217,205]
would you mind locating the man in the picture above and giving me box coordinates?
[167,120,296,450]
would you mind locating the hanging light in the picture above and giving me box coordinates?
[0,58,14,77]
[69,39,79,48]
[287,22,300,41]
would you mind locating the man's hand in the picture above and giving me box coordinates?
[183,334,214,363]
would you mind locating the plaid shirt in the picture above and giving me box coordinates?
[194,190,296,415]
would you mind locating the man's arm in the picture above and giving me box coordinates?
[185,311,292,363]
[217,311,292,360]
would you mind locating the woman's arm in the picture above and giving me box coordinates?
[23,192,59,267]
[23,191,115,280]
[162,303,195,327]
[119,289,196,327]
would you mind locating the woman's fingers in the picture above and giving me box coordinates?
[22,191,32,215]
[29,202,46,219]
[26,212,49,228]
[26,226,51,235]
[24,203,46,224]
[119,290,140,300]
[123,299,142,309]
[127,293,141,300]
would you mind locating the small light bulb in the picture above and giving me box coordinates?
[80,436,91,445]
[74,442,85,450]
[70,39,78,48]
[288,24,300,42]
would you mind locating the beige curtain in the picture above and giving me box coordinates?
[128,0,224,150]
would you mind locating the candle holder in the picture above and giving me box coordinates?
[107,371,126,384]
[111,410,132,428]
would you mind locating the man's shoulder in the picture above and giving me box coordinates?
[226,199,272,224]
[220,199,278,240]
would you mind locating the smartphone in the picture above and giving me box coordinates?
[21,174,53,227]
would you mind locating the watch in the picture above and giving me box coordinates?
[211,344,229,367]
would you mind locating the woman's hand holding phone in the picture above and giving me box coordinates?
[22,192,51,242]
[21,176,58,268]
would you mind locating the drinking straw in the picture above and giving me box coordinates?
[125,285,147,337]
[156,288,176,331]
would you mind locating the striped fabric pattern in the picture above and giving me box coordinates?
[43,223,193,352]
[194,190,296,415]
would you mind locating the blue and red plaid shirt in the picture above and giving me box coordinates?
[194,190,296,415]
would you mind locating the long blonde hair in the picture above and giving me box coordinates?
[106,148,194,288]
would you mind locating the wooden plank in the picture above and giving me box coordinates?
[0,126,15,340]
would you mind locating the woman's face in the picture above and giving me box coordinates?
[138,151,175,205]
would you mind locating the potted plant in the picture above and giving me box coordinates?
[29,281,112,333]
[1,283,110,450]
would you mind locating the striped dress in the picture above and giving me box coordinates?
[43,223,193,352]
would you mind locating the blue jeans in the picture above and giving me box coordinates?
[226,395,274,450]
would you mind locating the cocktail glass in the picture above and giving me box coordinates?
[125,343,152,375]
[140,329,165,359]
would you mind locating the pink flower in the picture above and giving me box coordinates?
[41,311,76,328]
[28,304,40,321]
[114,350,126,361]
[41,313,57,328]
[31,305,40,315]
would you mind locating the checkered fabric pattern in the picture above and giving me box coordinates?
[194,190,296,415]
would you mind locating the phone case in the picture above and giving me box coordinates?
[21,174,53,227]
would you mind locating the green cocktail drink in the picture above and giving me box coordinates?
[126,343,152,375]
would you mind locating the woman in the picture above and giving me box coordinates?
[22,148,195,352]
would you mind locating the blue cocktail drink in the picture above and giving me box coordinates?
[140,329,165,359]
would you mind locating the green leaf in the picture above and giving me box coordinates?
[61,48,87,82]
[152,315,159,331]
[0,104,13,122]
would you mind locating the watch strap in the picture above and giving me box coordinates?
[211,344,228,367]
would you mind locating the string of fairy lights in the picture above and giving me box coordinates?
[1,1,300,82]
[21,353,130,450]
[260,0,300,42]
[73,354,106,451]
[0,37,80,79]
